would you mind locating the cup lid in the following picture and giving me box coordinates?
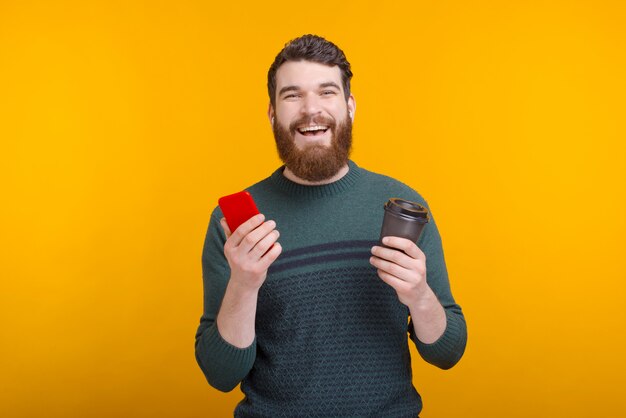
[384,198,430,222]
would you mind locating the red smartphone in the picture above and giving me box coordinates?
[218,191,261,234]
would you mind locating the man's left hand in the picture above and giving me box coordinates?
[370,236,429,307]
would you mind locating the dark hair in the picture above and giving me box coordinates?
[267,34,353,108]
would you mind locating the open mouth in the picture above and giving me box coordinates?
[296,125,329,137]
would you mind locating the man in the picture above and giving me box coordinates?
[195,34,467,417]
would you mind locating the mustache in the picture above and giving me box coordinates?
[289,115,336,134]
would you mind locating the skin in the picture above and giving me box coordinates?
[370,237,446,344]
[268,60,355,185]
[216,60,446,349]
[216,214,281,348]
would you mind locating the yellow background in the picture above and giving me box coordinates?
[1,1,625,417]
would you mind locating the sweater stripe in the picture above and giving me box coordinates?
[269,251,372,274]
[278,239,378,260]
[269,240,378,274]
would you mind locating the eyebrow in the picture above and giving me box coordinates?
[319,82,341,90]
[278,82,342,96]
[278,85,300,96]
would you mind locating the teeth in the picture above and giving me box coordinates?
[299,125,327,132]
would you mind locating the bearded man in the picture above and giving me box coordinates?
[195,34,467,418]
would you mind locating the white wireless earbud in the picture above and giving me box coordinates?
[271,117,275,125]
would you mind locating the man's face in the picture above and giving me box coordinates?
[270,60,356,182]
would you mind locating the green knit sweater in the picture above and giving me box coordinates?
[195,160,467,417]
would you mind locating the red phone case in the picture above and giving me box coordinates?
[218,191,260,233]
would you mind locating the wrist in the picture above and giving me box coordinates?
[228,273,264,294]
[408,289,447,344]
[409,287,440,313]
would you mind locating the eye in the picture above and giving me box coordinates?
[321,90,336,96]
[283,93,300,99]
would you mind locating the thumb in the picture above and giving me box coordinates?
[219,217,232,238]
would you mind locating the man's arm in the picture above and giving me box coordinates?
[370,209,467,370]
[406,284,447,344]
[195,211,281,392]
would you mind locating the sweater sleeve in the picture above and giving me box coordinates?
[194,209,257,392]
[408,202,467,369]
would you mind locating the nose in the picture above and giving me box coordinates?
[300,92,322,116]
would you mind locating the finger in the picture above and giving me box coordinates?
[376,268,410,292]
[258,242,282,271]
[220,217,232,238]
[229,213,265,246]
[238,219,277,254]
[369,255,411,282]
[371,245,415,270]
[381,236,425,260]
[249,228,280,259]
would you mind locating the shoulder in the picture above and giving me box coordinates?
[357,164,429,208]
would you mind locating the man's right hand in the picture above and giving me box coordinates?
[220,213,282,291]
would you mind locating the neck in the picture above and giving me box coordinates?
[283,163,350,186]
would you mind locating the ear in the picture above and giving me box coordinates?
[347,95,356,121]
[268,103,275,126]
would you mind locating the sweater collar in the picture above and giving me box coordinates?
[269,160,362,199]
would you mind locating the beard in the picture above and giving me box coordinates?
[272,113,353,182]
